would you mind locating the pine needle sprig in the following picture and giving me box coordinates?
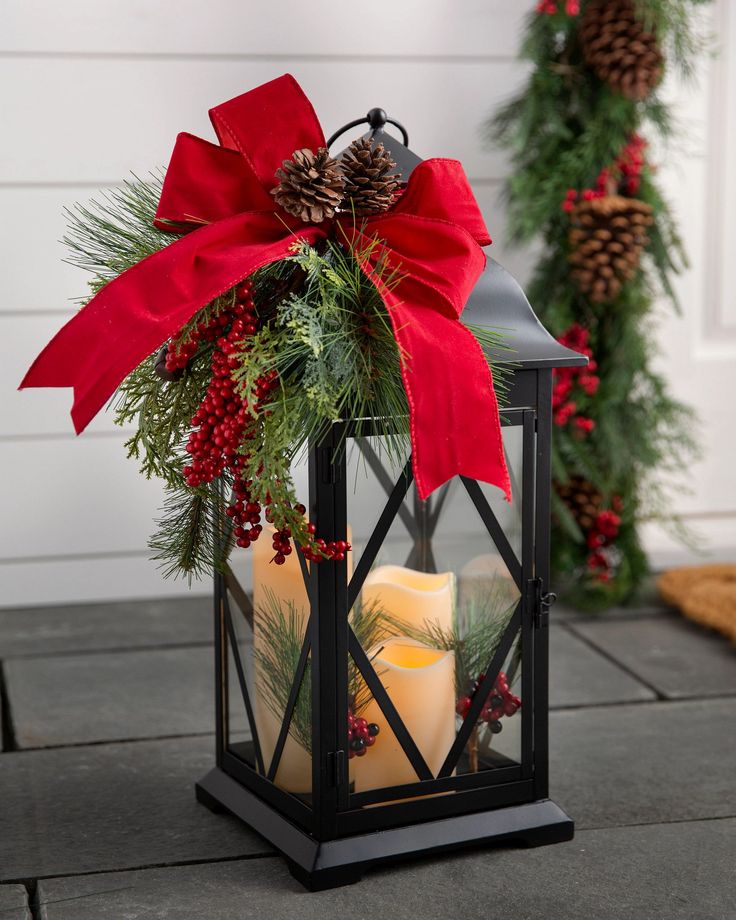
[381,579,519,698]
[63,173,169,298]
[148,480,232,583]
[253,592,397,753]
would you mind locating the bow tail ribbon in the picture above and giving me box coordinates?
[20,213,325,432]
[344,212,511,501]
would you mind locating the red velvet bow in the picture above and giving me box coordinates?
[21,74,510,501]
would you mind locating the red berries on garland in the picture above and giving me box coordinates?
[553,324,599,435]
[586,504,622,583]
[561,134,647,212]
[455,671,521,735]
[536,0,579,15]
[347,704,380,759]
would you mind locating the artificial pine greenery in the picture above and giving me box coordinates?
[63,174,507,580]
[490,0,710,610]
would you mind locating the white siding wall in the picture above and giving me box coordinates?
[0,2,731,606]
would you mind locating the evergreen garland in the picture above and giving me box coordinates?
[490,0,710,610]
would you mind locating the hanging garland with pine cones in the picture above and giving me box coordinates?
[21,76,510,581]
[492,1,710,610]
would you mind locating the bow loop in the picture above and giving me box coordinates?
[346,213,485,322]
[154,133,272,231]
[390,159,491,247]
[209,74,325,190]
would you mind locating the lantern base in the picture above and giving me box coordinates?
[196,767,574,891]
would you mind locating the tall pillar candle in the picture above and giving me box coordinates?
[251,528,312,793]
[251,526,352,794]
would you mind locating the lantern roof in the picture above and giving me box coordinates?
[333,111,587,371]
[462,258,588,369]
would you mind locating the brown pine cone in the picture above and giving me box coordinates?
[568,195,653,303]
[271,147,345,223]
[340,138,401,216]
[555,475,604,533]
[581,0,663,101]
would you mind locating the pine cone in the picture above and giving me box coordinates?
[568,195,653,303]
[580,0,663,101]
[555,476,604,532]
[340,138,401,216]
[271,147,344,223]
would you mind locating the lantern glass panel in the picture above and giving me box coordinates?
[343,419,531,806]
[226,602,256,756]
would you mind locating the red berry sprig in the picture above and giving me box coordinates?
[181,281,263,488]
[174,280,353,566]
[455,671,521,736]
[347,705,379,759]
[300,520,352,564]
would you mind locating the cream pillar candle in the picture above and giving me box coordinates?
[354,638,455,792]
[362,565,455,633]
[251,526,312,792]
[250,526,352,794]
[252,526,310,630]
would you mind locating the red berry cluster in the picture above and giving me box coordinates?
[612,133,647,196]
[562,182,608,213]
[586,504,622,582]
[181,280,261,490]
[536,0,579,14]
[347,705,379,759]
[553,324,599,435]
[455,671,521,735]
[562,135,647,212]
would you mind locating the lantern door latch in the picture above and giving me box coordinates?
[327,749,347,787]
[529,578,557,628]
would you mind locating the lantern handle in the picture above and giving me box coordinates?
[327,108,410,149]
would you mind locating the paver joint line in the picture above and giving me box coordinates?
[2,853,280,887]
[561,621,667,700]
[24,880,40,920]
[4,640,214,663]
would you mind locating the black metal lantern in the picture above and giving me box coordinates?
[195,114,587,891]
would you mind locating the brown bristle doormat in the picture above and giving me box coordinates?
[657,564,736,644]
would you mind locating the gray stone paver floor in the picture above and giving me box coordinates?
[1,594,735,918]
